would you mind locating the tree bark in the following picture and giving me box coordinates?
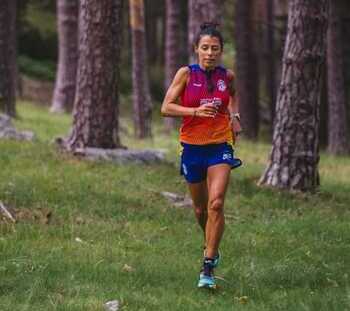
[163,0,182,132]
[265,0,277,128]
[341,0,350,142]
[65,0,123,150]
[0,0,17,117]
[234,0,260,140]
[327,0,348,154]
[273,0,288,101]
[51,0,79,114]
[259,0,329,192]
[187,0,222,64]
[130,0,152,138]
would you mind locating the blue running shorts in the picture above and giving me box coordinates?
[180,142,242,183]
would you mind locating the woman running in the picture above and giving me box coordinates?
[161,23,242,289]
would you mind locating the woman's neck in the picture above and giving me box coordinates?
[198,63,216,72]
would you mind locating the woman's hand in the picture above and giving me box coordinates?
[231,117,242,137]
[194,103,217,118]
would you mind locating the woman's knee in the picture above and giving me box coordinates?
[208,197,224,213]
[193,205,207,218]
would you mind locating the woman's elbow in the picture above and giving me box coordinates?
[160,105,168,117]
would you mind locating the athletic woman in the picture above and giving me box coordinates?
[161,23,242,289]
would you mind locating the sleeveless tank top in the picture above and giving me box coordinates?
[179,64,233,145]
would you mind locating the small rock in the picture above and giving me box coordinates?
[104,300,119,311]
[122,264,134,272]
[75,216,85,225]
[237,296,248,304]
[0,114,35,141]
[76,147,167,165]
[161,191,192,208]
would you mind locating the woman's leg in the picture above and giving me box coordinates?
[205,163,231,259]
[188,180,208,240]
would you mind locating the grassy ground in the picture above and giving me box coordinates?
[1,102,350,311]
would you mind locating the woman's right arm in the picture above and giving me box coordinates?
[160,67,194,117]
[161,66,217,118]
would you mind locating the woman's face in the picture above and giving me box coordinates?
[195,35,222,70]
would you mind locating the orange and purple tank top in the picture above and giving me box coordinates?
[180,64,233,145]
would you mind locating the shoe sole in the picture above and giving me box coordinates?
[198,283,218,290]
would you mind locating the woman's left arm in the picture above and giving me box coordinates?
[227,69,242,135]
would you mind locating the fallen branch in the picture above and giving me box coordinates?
[0,201,16,223]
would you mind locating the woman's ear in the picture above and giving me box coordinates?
[194,44,198,53]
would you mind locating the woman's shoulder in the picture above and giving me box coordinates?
[172,66,190,85]
[226,68,235,81]
[177,66,190,75]
[215,66,234,81]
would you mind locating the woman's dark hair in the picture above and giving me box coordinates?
[194,22,224,49]
[194,22,223,92]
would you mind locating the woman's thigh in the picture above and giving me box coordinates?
[207,164,231,202]
[188,180,208,209]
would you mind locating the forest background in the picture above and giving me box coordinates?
[1,0,350,310]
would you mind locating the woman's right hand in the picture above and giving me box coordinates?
[194,103,217,118]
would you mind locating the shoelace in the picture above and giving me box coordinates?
[203,259,214,277]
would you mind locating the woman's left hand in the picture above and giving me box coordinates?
[231,118,243,137]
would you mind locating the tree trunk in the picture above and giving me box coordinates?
[130,0,152,138]
[341,0,350,142]
[145,0,165,67]
[273,0,288,102]
[51,0,79,114]
[234,0,260,140]
[145,0,158,64]
[187,0,222,64]
[163,0,182,132]
[265,0,277,128]
[327,0,348,154]
[0,0,17,117]
[259,0,329,192]
[179,1,188,64]
[319,67,328,148]
[65,0,123,150]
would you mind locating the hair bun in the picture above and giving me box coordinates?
[200,22,220,31]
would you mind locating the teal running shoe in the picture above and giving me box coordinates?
[203,248,221,268]
[197,258,217,289]
[213,251,221,268]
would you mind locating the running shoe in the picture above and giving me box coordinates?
[203,247,221,268]
[197,258,217,289]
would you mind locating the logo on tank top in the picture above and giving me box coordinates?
[200,98,222,108]
[217,79,227,92]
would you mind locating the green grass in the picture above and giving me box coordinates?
[1,102,350,311]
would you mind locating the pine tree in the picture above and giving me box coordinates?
[130,0,152,138]
[234,0,260,139]
[0,0,17,117]
[65,0,123,150]
[51,0,79,113]
[259,0,329,191]
[327,0,348,154]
